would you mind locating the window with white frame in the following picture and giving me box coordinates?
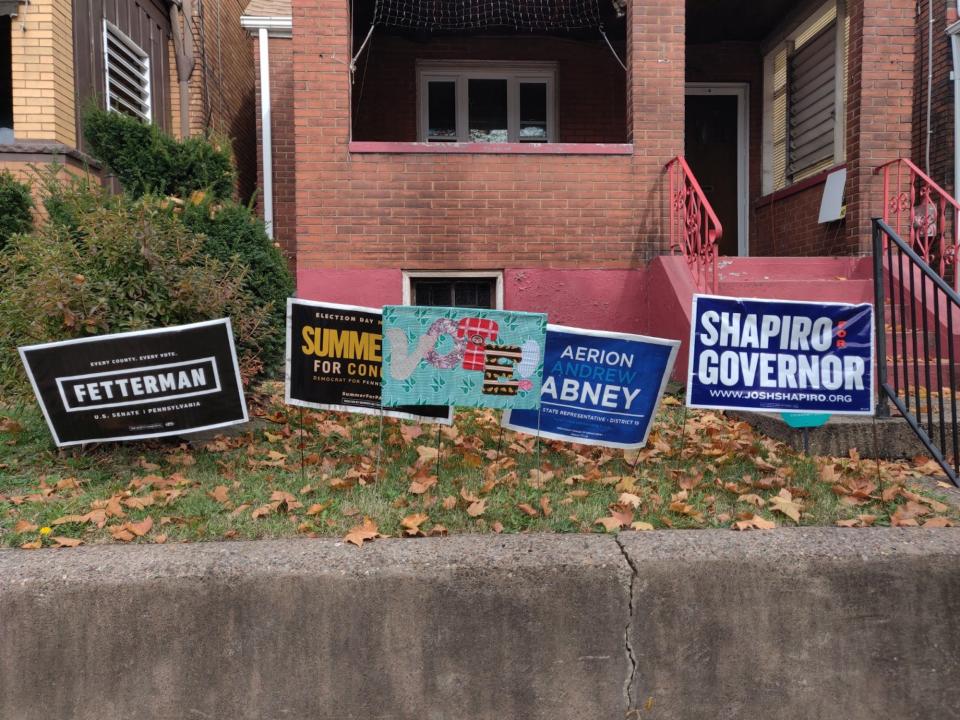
[404,271,503,309]
[103,20,151,123]
[418,63,556,143]
[762,1,847,193]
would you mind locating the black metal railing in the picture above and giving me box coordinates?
[873,218,959,487]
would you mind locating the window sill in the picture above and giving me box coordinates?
[348,141,634,155]
[755,164,846,208]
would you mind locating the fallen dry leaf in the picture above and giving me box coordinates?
[127,517,153,537]
[409,476,437,495]
[344,517,382,547]
[769,489,802,524]
[738,493,766,508]
[466,499,487,517]
[732,513,777,531]
[400,424,423,443]
[594,516,622,532]
[401,512,429,536]
[306,502,332,516]
[415,445,440,465]
[517,503,539,518]
[618,492,642,509]
[208,485,230,504]
[631,521,654,531]
[14,520,37,533]
[52,536,82,548]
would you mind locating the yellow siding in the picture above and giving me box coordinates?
[10,0,76,147]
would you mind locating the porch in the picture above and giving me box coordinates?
[291,0,939,320]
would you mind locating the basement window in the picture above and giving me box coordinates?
[405,272,502,309]
[103,20,151,123]
[762,1,847,193]
[418,63,556,144]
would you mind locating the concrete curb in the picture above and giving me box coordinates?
[2,530,959,719]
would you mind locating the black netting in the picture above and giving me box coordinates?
[373,0,603,31]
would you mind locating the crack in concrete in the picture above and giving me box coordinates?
[614,533,639,716]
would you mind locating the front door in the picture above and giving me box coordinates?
[684,86,747,256]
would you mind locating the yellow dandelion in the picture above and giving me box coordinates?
[39,526,51,536]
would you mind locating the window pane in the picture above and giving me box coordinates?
[468,79,508,143]
[427,81,457,141]
[519,82,547,141]
[412,280,453,307]
[451,280,493,309]
[412,279,495,308]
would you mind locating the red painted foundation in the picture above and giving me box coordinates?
[296,268,655,335]
[296,257,885,382]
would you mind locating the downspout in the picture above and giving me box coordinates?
[949,2,960,199]
[258,27,274,239]
[953,30,960,200]
[170,0,196,139]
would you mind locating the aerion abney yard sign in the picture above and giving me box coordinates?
[19,319,248,446]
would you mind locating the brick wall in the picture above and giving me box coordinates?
[752,179,850,256]
[912,0,954,194]
[352,35,627,143]
[254,34,296,265]
[748,0,915,258]
[202,0,257,201]
[846,0,916,254]
[11,0,75,147]
[170,1,257,201]
[292,0,684,274]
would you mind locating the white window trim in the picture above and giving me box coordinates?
[103,19,151,123]
[761,0,845,195]
[417,61,557,144]
[402,270,505,309]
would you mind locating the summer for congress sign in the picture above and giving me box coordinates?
[686,295,874,415]
[503,325,679,449]
[18,319,248,446]
[285,299,451,423]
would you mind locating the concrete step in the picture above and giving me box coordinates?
[717,256,874,282]
[718,279,874,304]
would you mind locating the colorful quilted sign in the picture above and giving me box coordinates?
[381,306,547,409]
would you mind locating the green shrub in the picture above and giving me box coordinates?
[0,170,33,249]
[37,164,107,237]
[181,199,293,366]
[83,107,235,201]
[0,176,271,398]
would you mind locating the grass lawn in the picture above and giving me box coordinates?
[0,381,956,548]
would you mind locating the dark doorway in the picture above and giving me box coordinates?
[684,91,742,256]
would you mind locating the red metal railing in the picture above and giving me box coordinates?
[665,156,722,294]
[876,158,959,292]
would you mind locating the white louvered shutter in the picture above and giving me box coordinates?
[103,21,151,123]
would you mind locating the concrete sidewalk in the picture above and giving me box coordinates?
[1,530,959,719]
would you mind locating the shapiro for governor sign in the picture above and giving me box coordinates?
[18,319,248,446]
[686,295,874,415]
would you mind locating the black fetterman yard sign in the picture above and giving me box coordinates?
[18,319,248,446]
